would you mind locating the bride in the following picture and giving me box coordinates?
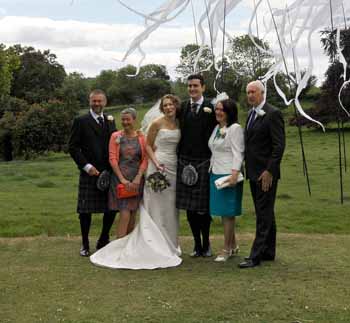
[90,94,182,269]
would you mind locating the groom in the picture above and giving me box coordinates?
[176,74,217,257]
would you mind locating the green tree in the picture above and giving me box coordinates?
[227,34,272,81]
[10,45,66,103]
[139,64,170,80]
[138,64,171,101]
[58,72,90,107]
[290,29,350,127]
[0,44,20,98]
[13,100,79,158]
[176,44,214,78]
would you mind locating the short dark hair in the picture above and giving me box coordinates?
[159,94,181,117]
[187,74,205,86]
[218,99,238,126]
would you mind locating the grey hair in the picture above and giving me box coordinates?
[247,80,265,94]
[89,89,107,98]
[121,107,137,119]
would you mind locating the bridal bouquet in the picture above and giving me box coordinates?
[146,171,170,192]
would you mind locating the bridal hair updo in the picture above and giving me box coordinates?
[159,94,181,117]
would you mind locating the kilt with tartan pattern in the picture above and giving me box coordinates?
[176,156,210,213]
[77,172,108,214]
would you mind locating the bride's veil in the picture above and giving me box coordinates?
[140,99,162,134]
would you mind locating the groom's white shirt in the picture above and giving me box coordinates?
[190,96,204,114]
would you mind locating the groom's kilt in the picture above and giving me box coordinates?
[176,156,210,213]
[77,172,108,214]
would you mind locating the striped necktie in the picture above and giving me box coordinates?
[247,109,256,130]
[191,103,198,114]
[97,116,104,127]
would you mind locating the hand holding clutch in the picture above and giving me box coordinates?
[214,173,244,190]
[116,184,139,199]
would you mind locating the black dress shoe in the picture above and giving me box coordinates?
[262,256,275,261]
[80,246,90,257]
[96,239,109,250]
[202,245,213,257]
[238,259,260,269]
[245,255,275,261]
[190,250,202,257]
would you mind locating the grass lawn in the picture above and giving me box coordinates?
[0,105,349,237]
[1,234,349,323]
[0,103,350,322]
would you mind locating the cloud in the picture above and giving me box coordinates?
[0,14,329,82]
[0,16,198,77]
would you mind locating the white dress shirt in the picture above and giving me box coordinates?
[190,96,204,114]
[208,123,245,175]
[249,100,265,121]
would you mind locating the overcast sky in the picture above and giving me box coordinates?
[0,0,330,81]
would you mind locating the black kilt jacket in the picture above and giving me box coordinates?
[68,113,116,214]
[176,98,217,212]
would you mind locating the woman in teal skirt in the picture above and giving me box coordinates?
[208,98,245,262]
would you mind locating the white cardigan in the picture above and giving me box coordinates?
[208,123,245,175]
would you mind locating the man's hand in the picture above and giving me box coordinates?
[88,166,100,176]
[258,170,273,192]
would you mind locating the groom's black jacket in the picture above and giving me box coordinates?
[177,99,216,158]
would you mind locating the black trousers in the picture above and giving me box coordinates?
[249,180,278,263]
[79,211,117,248]
[187,210,212,252]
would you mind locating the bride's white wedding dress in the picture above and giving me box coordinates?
[90,129,182,269]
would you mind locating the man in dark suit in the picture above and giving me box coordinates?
[69,89,117,257]
[176,74,217,257]
[239,80,285,268]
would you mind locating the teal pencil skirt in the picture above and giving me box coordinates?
[209,173,243,217]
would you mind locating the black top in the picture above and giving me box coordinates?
[244,103,285,181]
[68,113,116,172]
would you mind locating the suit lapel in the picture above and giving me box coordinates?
[246,105,267,140]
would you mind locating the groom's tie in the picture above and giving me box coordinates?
[191,103,198,114]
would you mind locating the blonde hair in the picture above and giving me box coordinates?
[159,94,181,116]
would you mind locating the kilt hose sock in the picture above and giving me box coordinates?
[79,212,117,248]
[79,213,92,248]
[99,211,117,242]
[187,210,212,252]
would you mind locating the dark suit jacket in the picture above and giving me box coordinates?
[178,98,217,159]
[245,103,285,181]
[68,113,116,172]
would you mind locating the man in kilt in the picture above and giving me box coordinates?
[176,74,217,257]
[69,89,117,257]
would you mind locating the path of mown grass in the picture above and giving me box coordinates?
[1,234,349,323]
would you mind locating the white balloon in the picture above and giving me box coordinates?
[118,0,350,128]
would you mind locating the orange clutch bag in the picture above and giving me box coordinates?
[116,184,139,199]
